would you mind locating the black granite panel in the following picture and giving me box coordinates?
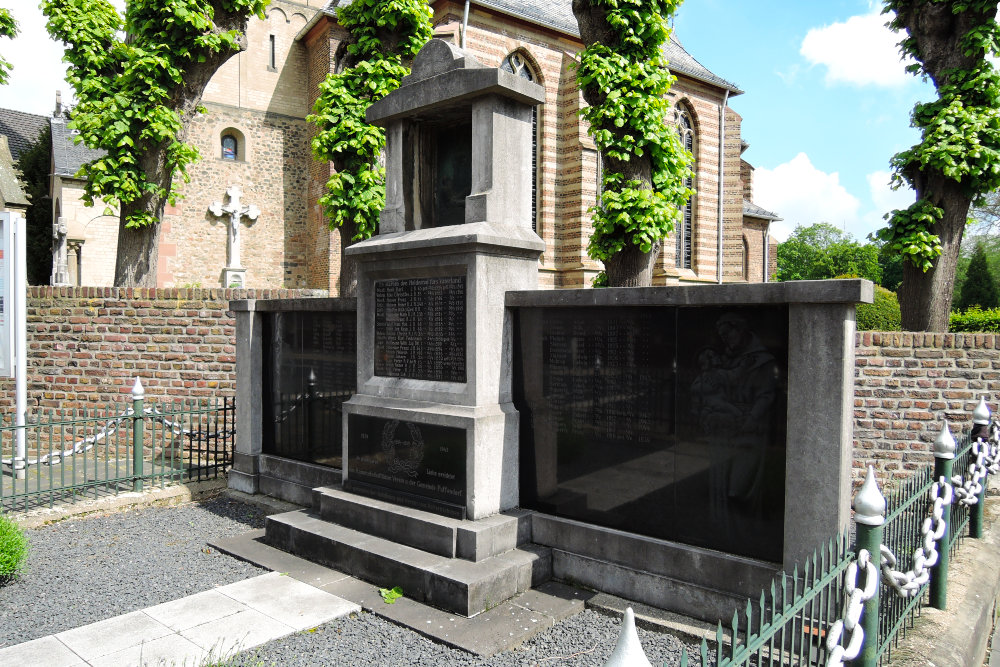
[347,414,466,507]
[261,310,356,468]
[513,305,787,562]
[374,276,466,382]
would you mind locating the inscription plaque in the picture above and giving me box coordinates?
[514,305,788,562]
[262,310,357,468]
[348,414,467,509]
[374,276,466,382]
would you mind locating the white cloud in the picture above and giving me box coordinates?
[3,0,126,116]
[800,11,911,87]
[753,153,861,242]
[3,4,71,116]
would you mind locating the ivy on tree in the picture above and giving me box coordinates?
[877,0,1000,330]
[43,0,267,287]
[307,0,432,296]
[0,8,16,85]
[572,0,693,287]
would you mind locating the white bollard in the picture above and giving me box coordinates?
[603,607,653,667]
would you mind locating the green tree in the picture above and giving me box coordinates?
[307,0,432,296]
[43,0,267,287]
[572,0,693,286]
[0,8,15,85]
[877,0,1000,330]
[15,126,54,285]
[776,223,882,283]
[955,242,999,309]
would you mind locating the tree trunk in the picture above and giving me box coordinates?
[605,241,660,287]
[113,1,253,287]
[114,211,162,287]
[890,1,996,331]
[573,0,660,288]
[339,219,359,297]
[898,180,969,330]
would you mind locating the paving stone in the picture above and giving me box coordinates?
[55,611,172,661]
[179,608,293,656]
[0,635,84,667]
[216,572,360,631]
[87,633,205,667]
[142,589,246,632]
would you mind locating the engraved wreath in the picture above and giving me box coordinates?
[380,420,425,478]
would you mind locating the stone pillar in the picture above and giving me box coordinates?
[230,299,263,494]
[466,96,533,226]
[784,292,862,570]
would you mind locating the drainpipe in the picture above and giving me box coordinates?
[461,0,470,49]
[763,226,770,283]
[717,90,729,284]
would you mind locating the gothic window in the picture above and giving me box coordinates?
[675,105,696,269]
[501,51,540,232]
[222,134,238,161]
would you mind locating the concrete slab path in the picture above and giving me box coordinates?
[0,572,359,667]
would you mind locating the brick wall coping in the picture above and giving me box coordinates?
[231,297,357,312]
[857,331,999,348]
[508,279,873,308]
[28,286,329,300]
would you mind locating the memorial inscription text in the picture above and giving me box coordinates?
[374,276,466,382]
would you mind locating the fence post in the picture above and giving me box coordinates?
[854,465,885,667]
[929,422,956,610]
[132,378,145,492]
[970,397,991,539]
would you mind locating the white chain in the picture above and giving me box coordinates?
[879,477,953,598]
[826,549,879,667]
[953,437,1000,506]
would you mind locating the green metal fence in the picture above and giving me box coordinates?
[665,406,997,667]
[0,380,234,512]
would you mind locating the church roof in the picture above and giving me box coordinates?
[310,0,742,94]
[0,107,48,162]
[51,117,105,178]
[0,136,29,208]
[743,199,781,221]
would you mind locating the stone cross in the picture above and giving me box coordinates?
[50,216,70,286]
[209,185,259,269]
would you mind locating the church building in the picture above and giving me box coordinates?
[45,0,779,290]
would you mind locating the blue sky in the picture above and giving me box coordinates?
[5,1,941,242]
[675,0,934,241]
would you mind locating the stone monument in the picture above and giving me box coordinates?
[341,39,546,521]
[209,184,259,288]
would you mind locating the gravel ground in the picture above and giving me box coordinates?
[0,495,697,665]
[0,495,268,648]
[228,608,695,666]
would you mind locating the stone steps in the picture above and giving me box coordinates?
[313,486,531,561]
[264,508,551,617]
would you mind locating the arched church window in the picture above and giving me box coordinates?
[675,105,696,269]
[222,134,238,161]
[501,51,540,232]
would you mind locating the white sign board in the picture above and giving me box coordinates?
[0,212,13,377]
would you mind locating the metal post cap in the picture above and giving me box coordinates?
[131,377,145,399]
[973,396,991,425]
[602,608,653,667]
[853,465,886,526]
[934,422,956,460]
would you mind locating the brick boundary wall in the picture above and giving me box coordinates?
[0,287,326,414]
[853,331,1000,486]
